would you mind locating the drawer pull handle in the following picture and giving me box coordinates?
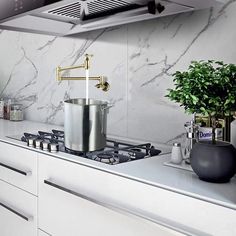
[0,201,33,221]
[44,179,210,236]
[0,162,31,176]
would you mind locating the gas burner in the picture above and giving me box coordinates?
[17,130,162,165]
[92,153,118,164]
[97,153,114,159]
[128,148,146,159]
[65,147,84,156]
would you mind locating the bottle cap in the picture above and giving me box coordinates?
[173,142,181,147]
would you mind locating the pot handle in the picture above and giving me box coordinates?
[100,103,114,134]
[101,103,114,111]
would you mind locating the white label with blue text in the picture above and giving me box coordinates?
[198,127,223,141]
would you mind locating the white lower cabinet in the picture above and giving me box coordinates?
[0,180,37,236]
[38,155,194,236]
[38,154,236,236]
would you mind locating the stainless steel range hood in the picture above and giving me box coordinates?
[0,0,223,36]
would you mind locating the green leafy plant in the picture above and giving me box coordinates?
[166,60,236,144]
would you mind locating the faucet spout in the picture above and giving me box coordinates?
[84,54,93,70]
[56,54,110,92]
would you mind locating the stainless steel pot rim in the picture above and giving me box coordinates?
[64,98,109,106]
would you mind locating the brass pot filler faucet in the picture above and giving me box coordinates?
[56,54,110,92]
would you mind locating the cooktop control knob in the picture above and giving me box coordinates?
[27,138,34,147]
[42,142,49,151]
[34,139,42,149]
[49,143,59,153]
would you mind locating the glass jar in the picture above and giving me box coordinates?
[4,99,11,120]
[0,99,4,119]
[10,104,23,121]
[183,120,199,164]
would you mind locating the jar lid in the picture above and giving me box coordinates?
[11,104,22,110]
[173,142,181,147]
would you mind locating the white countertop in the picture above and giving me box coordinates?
[1,119,236,211]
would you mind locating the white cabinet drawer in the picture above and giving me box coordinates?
[40,178,183,236]
[0,142,37,195]
[0,179,37,236]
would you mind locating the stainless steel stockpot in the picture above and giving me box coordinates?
[64,98,111,152]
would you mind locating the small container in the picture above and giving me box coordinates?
[4,99,11,120]
[170,143,183,164]
[0,99,4,119]
[10,104,24,121]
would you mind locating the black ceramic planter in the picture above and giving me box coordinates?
[190,141,236,183]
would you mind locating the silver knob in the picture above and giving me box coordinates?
[34,139,42,149]
[42,142,49,151]
[27,138,34,147]
[49,143,59,153]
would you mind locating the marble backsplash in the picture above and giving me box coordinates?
[0,0,235,145]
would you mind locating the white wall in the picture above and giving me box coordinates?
[0,0,235,144]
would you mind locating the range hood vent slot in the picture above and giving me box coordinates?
[87,0,139,14]
[46,1,82,20]
[84,0,141,21]
[44,0,140,21]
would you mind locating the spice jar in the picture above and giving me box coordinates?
[170,143,183,164]
[0,99,4,119]
[4,99,11,120]
[10,104,24,121]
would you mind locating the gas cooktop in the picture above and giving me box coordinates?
[8,130,161,165]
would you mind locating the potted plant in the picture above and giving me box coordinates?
[166,60,236,183]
